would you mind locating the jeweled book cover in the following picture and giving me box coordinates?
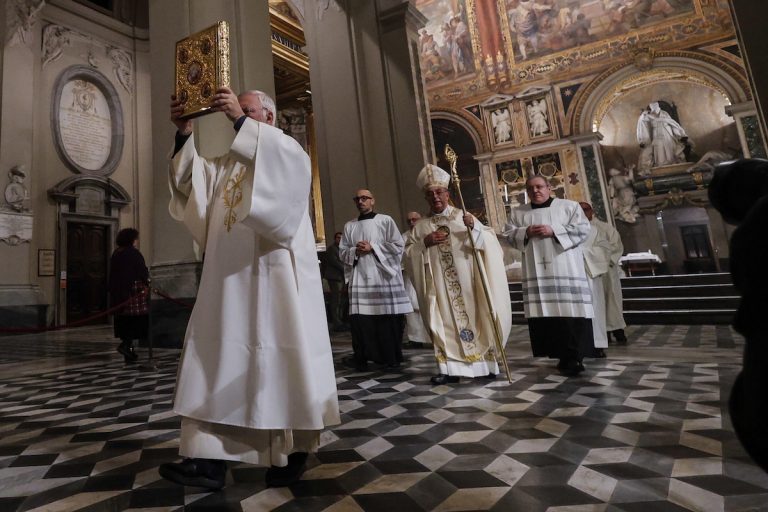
[175,21,231,119]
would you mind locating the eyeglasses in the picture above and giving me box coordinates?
[241,105,270,115]
[352,195,373,202]
[424,189,448,198]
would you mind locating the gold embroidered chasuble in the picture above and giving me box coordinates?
[405,206,512,377]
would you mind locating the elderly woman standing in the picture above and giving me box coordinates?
[109,228,149,363]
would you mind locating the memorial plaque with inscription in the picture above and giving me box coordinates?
[51,66,124,176]
[59,80,112,171]
[175,21,231,119]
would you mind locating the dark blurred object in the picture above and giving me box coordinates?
[709,158,768,473]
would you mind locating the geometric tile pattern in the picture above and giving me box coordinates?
[0,325,765,511]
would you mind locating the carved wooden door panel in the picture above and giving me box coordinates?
[67,223,109,324]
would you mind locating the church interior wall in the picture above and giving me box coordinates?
[0,0,152,325]
[414,0,758,275]
[598,80,738,174]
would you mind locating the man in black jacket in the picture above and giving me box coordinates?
[323,232,346,331]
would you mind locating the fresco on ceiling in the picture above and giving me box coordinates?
[415,0,476,84]
[504,0,696,62]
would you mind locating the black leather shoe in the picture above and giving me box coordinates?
[560,360,585,377]
[593,348,607,358]
[342,356,368,371]
[159,458,226,490]
[117,342,138,363]
[481,373,497,380]
[265,452,308,487]
[430,374,460,385]
[613,329,628,345]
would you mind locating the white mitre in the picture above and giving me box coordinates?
[416,164,450,191]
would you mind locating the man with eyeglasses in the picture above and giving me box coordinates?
[404,165,511,385]
[339,189,412,371]
[159,87,340,490]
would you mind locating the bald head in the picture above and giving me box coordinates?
[406,211,422,229]
[353,189,375,214]
[579,202,594,220]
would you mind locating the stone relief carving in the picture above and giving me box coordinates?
[42,24,72,66]
[1,165,32,246]
[107,46,133,93]
[5,0,45,47]
[608,166,639,224]
[277,108,308,149]
[317,0,342,21]
[3,165,29,212]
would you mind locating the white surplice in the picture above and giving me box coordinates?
[168,119,340,466]
[339,214,412,315]
[405,206,512,377]
[503,198,593,319]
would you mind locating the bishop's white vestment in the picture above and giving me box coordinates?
[503,198,593,360]
[405,206,512,377]
[402,230,430,345]
[582,220,613,349]
[594,219,626,331]
[168,119,340,466]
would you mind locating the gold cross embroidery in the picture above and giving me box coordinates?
[223,170,245,232]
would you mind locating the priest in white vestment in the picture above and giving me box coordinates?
[579,202,611,358]
[159,88,340,490]
[503,176,593,376]
[595,217,628,344]
[402,212,430,346]
[405,165,512,385]
[340,189,412,371]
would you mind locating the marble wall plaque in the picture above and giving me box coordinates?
[0,211,33,245]
[59,80,112,171]
[51,66,124,176]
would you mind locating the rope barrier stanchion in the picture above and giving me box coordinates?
[140,279,159,372]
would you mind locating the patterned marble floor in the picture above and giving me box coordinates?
[0,325,766,511]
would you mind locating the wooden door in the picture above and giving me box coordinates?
[67,223,109,324]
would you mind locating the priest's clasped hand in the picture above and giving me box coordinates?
[526,224,554,238]
[355,241,372,255]
[424,231,448,247]
[463,214,474,229]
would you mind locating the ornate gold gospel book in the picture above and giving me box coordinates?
[175,21,231,119]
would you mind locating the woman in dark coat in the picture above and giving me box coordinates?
[109,228,149,363]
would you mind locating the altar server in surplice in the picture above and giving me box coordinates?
[503,175,594,376]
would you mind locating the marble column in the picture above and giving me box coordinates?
[729,0,768,150]
[572,133,611,224]
[726,101,767,159]
[0,1,45,325]
[147,0,275,345]
[303,0,433,236]
[148,0,274,267]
